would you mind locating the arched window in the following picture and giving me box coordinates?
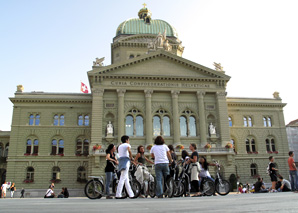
[78,115,83,126]
[153,116,161,136]
[180,110,197,137]
[129,54,134,59]
[125,115,134,136]
[230,139,236,152]
[228,117,233,127]
[266,137,277,153]
[250,164,257,176]
[189,116,196,136]
[246,138,257,153]
[125,109,144,137]
[248,117,252,127]
[29,114,34,126]
[263,116,272,127]
[52,167,60,180]
[243,116,253,127]
[51,139,64,155]
[153,109,171,137]
[26,167,34,181]
[77,166,86,182]
[60,115,65,126]
[54,115,59,126]
[136,116,144,136]
[243,117,247,127]
[163,116,170,136]
[76,138,89,156]
[35,114,40,125]
[180,116,187,137]
[4,143,8,157]
[84,115,89,126]
[26,139,32,154]
[33,139,38,154]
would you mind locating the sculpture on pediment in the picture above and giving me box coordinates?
[163,40,172,51]
[93,57,105,66]
[213,62,223,71]
[154,29,167,49]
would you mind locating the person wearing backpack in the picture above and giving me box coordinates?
[268,156,278,192]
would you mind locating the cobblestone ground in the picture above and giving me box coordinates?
[1,192,298,213]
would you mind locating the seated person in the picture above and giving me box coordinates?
[278,176,291,192]
[254,177,268,193]
[57,187,65,198]
[45,185,55,198]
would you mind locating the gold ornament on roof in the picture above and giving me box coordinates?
[213,62,224,71]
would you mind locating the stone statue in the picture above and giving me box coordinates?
[163,40,172,51]
[209,123,216,135]
[148,41,155,50]
[154,29,167,49]
[93,57,105,66]
[106,121,113,135]
[213,62,223,71]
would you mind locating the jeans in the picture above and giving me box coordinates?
[105,172,113,196]
[289,170,298,191]
[155,163,170,197]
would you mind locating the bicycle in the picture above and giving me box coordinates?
[84,176,105,199]
[213,161,231,196]
[173,160,190,197]
[112,162,142,198]
[136,164,156,198]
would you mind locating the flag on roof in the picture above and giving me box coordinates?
[81,82,88,93]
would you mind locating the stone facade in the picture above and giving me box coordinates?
[1,7,289,196]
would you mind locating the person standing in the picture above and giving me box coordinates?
[10,182,16,198]
[115,135,135,199]
[269,156,278,192]
[288,151,298,191]
[187,144,200,194]
[168,145,178,180]
[105,144,118,199]
[150,136,173,198]
[20,188,25,198]
[1,181,8,198]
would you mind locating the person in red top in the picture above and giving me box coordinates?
[288,151,298,191]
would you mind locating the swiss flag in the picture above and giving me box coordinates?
[81,82,89,93]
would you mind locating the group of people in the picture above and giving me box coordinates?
[104,135,217,199]
[44,183,69,198]
[239,151,298,194]
[1,181,17,198]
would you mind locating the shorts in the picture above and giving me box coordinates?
[270,173,277,182]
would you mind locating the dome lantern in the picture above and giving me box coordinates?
[138,3,152,24]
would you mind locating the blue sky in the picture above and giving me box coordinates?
[1,0,298,130]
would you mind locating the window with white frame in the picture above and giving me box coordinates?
[125,109,144,136]
[29,114,40,126]
[243,116,253,127]
[266,137,276,152]
[153,109,171,136]
[78,115,90,126]
[246,138,256,153]
[25,139,38,155]
[54,114,65,126]
[77,166,87,181]
[263,117,272,127]
[51,139,64,155]
[250,164,258,176]
[52,166,61,180]
[26,167,34,181]
[180,110,197,137]
[76,138,89,156]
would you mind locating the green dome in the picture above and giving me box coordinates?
[116,18,178,38]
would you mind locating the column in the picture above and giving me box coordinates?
[197,91,207,145]
[216,91,231,147]
[90,88,104,147]
[145,90,153,145]
[171,90,180,144]
[117,89,126,143]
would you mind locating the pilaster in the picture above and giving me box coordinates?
[145,90,153,145]
[216,91,230,147]
[197,91,207,145]
[117,89,126,143]
[171,90,180,144]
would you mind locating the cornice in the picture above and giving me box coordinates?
[10,98,92,104]
[227,102,286,108]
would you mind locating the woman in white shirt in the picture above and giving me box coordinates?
[150,136,173,198]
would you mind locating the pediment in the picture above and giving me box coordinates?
[88,50,230,81]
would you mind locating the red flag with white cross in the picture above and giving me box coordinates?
[81,82,89,93]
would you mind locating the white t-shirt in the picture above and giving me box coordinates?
[118,143,131,158]
[282,179,291,190]
[150,144,169,164]
[46,189,54,197]
[1,183,7,192]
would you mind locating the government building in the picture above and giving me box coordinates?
[0,6,289,196]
